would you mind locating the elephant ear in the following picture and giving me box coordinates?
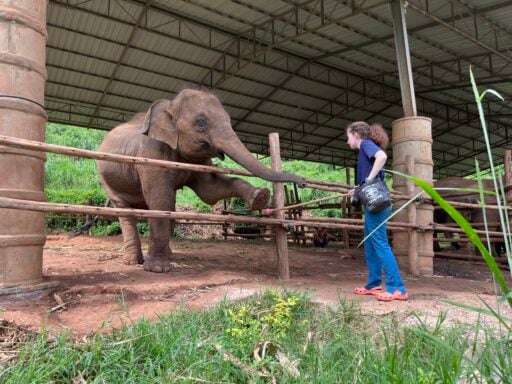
[139,99,178,150]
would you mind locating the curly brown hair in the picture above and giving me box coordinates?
[346,121,389,150]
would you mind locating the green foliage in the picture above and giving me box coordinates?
[225,290,305,349]
[45,188,107,206]
[45,123,106,192]
[90,221,122,237]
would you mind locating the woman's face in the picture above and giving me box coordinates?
[346,129,361,150]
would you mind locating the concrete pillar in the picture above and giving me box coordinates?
[0,0,58,296]
[391,117,434,275]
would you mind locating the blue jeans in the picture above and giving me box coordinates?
[363,206,406,294]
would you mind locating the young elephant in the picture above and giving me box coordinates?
[97,89,305,272]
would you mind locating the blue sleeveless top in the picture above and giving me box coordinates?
[356,139,385,185]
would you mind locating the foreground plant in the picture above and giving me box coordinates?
[2,290,510,383]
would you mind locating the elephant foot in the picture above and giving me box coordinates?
[143,256,171,273]
[249,188,270,210]
[123,253,144,265]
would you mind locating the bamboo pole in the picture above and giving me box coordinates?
[32,195,506,237]
[0,196,284,225]
[0,196,414,232]
[270,133,289,280]
[406,155,418,275]
[435,252,510,267]
[343,168,351,249]
[433,200,511,211]
[0,135,407,195]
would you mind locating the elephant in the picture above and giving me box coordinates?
[97,89,305,272]
[433,177,504,256]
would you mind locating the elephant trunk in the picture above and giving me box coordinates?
[213,131,306,187]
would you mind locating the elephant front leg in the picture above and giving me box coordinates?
[144,217,173,272]
[189,173,270,210]
[119,217,144,264]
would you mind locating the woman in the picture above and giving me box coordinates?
[346,121,408,301]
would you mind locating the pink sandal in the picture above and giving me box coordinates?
[353,286,383,295]
[376,291,409,301]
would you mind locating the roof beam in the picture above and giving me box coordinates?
[50,0,504,138]
[86,0,154,128]
[407,2,512,69]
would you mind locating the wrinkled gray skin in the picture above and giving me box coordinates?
[433,177,503,256]
[97,89,305,272]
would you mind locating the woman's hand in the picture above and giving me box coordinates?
[348,188,355,197]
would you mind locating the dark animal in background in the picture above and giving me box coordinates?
[433,177,504,256]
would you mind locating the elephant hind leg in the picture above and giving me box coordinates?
[119,217,144,265]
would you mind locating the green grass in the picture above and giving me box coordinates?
[1,290,510,383]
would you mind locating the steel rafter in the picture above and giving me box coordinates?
[50,0,503,141]
[224,0,510,144]
[86,0,155,128]
[46,0,512,175]
[120,0,506,140]
[327,0,512,116]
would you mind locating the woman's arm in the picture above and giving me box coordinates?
[367,150,387,181]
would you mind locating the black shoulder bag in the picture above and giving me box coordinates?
[355,178,391,213]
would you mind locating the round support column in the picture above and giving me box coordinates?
[391,116,434,275]
[0,0,58,297]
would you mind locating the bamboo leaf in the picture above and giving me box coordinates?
[479,89,504,102]
[388,169,512,308]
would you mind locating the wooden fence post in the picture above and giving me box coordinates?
[405,155,418,275]
[269,133,289,280]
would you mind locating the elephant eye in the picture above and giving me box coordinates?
[196,116,208,129]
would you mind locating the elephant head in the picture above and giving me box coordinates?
[138,89,306,187]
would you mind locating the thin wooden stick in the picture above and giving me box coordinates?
[266,193,349,214]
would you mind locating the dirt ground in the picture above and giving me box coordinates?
[1,235,511,335]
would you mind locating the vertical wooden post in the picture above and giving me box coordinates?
[343,167,351,249]
[222,199,228,241]
[405,155,418,275]
[293,184,306,246]
[269,133,289,280]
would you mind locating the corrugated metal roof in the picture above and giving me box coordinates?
[43,0,512,177]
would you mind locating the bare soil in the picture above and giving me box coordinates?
[1,235,511,335]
